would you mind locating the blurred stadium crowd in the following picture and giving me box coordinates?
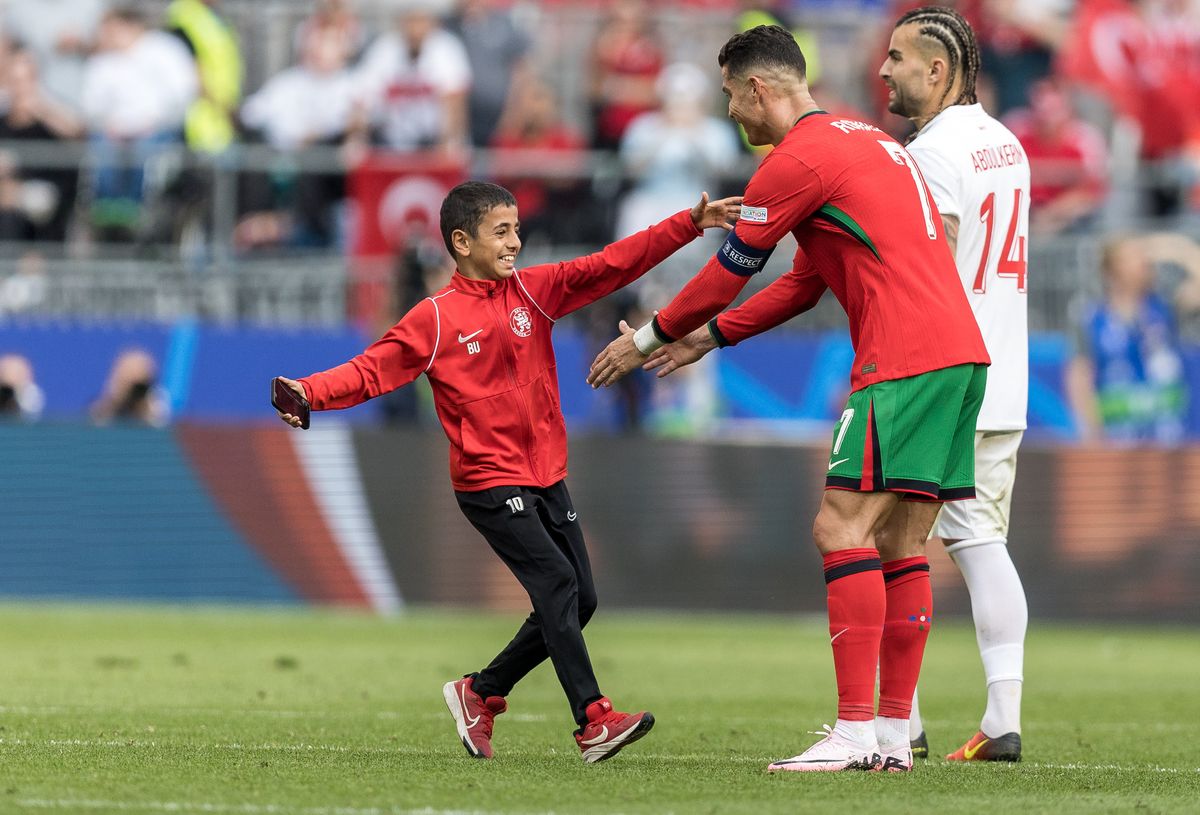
[1,0,1200,442]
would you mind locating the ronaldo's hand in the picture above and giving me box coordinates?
[690,192,743,232]
[587,321,644,388]
[643,326,717,378]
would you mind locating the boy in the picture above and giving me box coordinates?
[275,181,740,762]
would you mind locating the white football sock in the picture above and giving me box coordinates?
[834,718,878,748]
[946,537,1027,736]
[909,688,924,736]
[875,716,909,752]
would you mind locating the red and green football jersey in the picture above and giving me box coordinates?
[657,110,989,391]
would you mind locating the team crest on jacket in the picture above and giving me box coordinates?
[510,307,533,337]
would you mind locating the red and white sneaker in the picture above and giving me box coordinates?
[443,676,507,759]
[574,697,654,763]
[767,725,882,773]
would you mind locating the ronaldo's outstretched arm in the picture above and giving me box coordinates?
[586,231,774,388]
[643,266,828,379]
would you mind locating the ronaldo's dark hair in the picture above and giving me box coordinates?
[718,25,806,82]
[439,181,517,257]
[895,5,980,108]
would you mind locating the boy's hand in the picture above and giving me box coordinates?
[275,376,309,428]
[643,326,717,378]
[690,192,743,231]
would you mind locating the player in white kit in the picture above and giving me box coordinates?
[880,6,1029,762]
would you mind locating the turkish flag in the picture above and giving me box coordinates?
[348,152,466,324]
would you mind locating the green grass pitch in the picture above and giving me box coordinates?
[0,603,1196,814]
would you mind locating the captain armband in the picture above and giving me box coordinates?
[716,231,775,276]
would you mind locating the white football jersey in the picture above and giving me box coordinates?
[907,103,1029,431]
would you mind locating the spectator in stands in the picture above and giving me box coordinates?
[587,0,664,150]
[449,0,531,149]
[295,0,365,65]
[0,352,43,421]
[0,251,47,314]
[615,62,740,283]
[356,3,471,153]
[976,0,1071,115]
[0,152,36,241]
[489,78,588,245]
[2,0,108,115]
[91,347,170,426]
[1057,0,1200,218]
[609,62,737,435]
[81,6,198,238]
[0,47,84,242]
[237,21,360,249]
[241,25,357,153]
[1135,0,1200,216]
[1067,233,1200,445]
[166,0,243,154]
[1004,78,1108,235]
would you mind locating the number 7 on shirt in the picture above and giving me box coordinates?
[878,140,939,241]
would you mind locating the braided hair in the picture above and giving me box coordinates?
[895,6,980,110]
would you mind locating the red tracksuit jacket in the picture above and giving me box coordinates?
[300,209,702,491]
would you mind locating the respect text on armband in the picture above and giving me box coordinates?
[717,232,774,276]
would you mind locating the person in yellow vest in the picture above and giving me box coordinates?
[167,0,242,153]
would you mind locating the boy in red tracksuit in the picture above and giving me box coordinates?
[275,181,740,762]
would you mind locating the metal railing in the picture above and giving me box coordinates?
[0,138,1196,331]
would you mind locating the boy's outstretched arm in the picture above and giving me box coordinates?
[515,193,741,321]
[275,300,438,426]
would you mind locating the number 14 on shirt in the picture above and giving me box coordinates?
[973,189,1028,294]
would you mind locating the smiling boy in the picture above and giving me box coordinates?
[275,181,739,762]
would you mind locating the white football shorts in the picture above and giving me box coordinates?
[933,429,1024,542]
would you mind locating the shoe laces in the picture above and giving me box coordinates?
[808,724,836,739]
[591,708,629,727]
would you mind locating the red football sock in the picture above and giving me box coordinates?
[877,556,933,719]
[823,548,885,722]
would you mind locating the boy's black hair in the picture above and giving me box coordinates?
[439,181,517,257]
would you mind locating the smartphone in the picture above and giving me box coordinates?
[271,377,311,430]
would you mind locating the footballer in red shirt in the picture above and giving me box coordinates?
[275,181,740,763]
[589,24,989,773]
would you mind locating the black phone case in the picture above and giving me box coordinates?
[272,378,311,429]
